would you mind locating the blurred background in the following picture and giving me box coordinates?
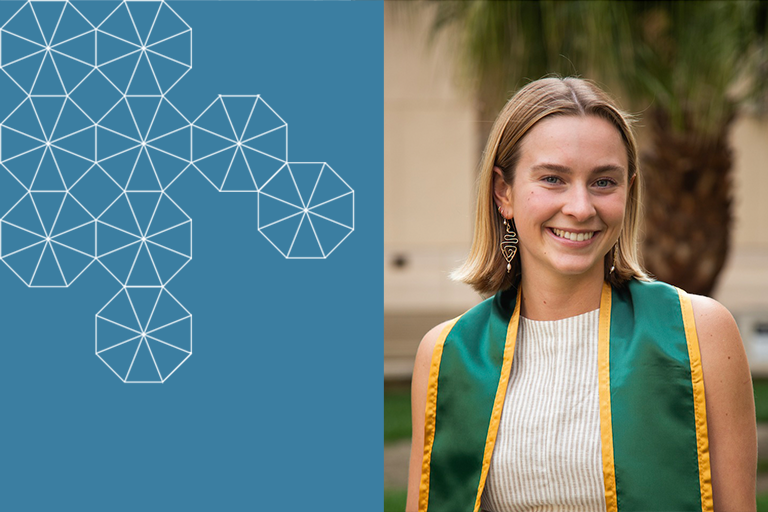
[383,1,768,510]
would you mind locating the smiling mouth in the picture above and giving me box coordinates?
[551,228,596,242]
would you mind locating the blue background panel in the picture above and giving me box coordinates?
[0,2,383,510]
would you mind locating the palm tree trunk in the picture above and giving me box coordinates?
[640,108,734,296]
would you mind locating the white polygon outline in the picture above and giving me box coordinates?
[257,162,354,259]
[191,95,287,192]
[93,96,191,190]
[94,190,191,288]
[1,2,97,99]
[67,164,123,218]
[94,0,191,95]
[0,189,96,286]
[96,284,191,383]
[0,0,354,383]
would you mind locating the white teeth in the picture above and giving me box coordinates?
[553,228,595,241]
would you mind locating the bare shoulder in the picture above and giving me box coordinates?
[688,293,750,401]
[405,320,455,512]
[411,320,455,400]
[414,320,454,372]
[688,294,756,510]
[688,293,743,357]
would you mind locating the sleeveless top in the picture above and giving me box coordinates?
[480,310,605,512]
[419,280,712,512]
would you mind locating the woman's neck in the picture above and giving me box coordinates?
[519,270,604,321]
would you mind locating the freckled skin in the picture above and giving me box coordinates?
[498,116,629,289]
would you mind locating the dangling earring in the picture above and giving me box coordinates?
[610,242,619,274]
[498,206,518,273]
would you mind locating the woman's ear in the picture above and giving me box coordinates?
[493,166,514,218]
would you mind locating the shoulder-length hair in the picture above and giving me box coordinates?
[452,77,650,296]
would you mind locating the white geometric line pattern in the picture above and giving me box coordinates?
[0,1,354,382]
[96,191,191,287]
[192,95,287,192]
[96,286,191,383]
[258,162,354,259]
[1,190,95,287]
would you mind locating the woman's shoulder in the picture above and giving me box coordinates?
[412,319,462,403]
[407,318,458,512]
[688,293,742,354]
[687,296,756,508]
[415,320,455,369]
[627,280,742,349]
[687,293,751,424]
[415,294,500,358]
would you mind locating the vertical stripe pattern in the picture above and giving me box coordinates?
[473,290,521,512]
[480,308,605,512]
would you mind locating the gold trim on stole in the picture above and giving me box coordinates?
[418,317,460,512]
[598,282,618,512]
[472,287,522,512]
[677,288,714,511]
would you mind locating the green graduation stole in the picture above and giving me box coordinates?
[419,279,712,512]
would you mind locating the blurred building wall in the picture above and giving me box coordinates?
[383,7,768,379]
[384,6,479,378]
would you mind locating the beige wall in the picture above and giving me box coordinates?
[384,7,768,377]
[717,118,768,373]
[384,7,474,250]
[716,117,768,313]
[384,5,479,321]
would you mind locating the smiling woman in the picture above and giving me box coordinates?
[494,115,631,302]
[405,78,756,512]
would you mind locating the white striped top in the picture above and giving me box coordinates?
[480,309,606,512]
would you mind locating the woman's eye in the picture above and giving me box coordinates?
[543,176,561,184]
[595,179,615,188]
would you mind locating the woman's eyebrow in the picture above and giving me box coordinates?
[592,165,625,174]
[530,163,625,174]
[531,163,571,173]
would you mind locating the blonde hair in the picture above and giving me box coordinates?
[453,77,650,295]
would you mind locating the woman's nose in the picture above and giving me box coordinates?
[561,185,596,221]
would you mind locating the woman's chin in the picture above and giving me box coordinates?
[545,258,605,279]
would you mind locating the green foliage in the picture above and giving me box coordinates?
[384,488,408,512]
[755,379,768,422]
[385,387,412,443]
[611,1,760,136]
[758,491,768,511]
[428,0,767,137]
[430,1,606,114]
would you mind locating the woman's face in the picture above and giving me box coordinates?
[496,115,631,284]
